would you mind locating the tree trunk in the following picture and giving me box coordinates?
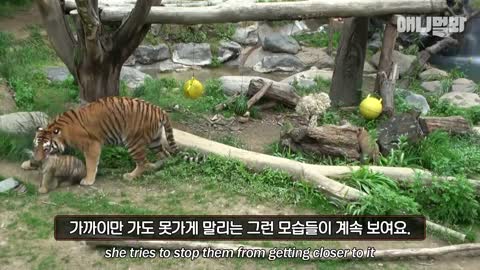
[76,62,122,102]
[330,17,369,106]
[379,63,398,117]
[64,0,449,24]
[374,16,398,93]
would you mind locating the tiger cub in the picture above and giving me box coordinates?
[27,97,179,186]
[22,149,86,194]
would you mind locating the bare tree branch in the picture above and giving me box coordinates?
[36,0,76,75]
[113,0,153,49]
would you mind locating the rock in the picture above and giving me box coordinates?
[120,67,152,89]
[405,92,430,115]
[473,126,480,136]
[253,54,306,73]
[0,178,19,193]
[219,76,264,96]
[368,32,383,51]
[241,47,275,68]
[0,81,16,115]
[451,78,477,93]
[370,50,416,76]
[133,44,170,64]
[363,61,377,74]
[275,21,310,36]
[124,54,136,66]
[172,43,212,66]
[0,112,49,134]
[281,67,333,86]
[419,68,448,81]
[137,59,189,73]
[421,81,443,93]
[232,24,259,45]
[296,47,334,69]
[440,92,480,108]
[262,33,300,54]
[44,66,70,82]
[217,40,242,63]
[377,112,424,154]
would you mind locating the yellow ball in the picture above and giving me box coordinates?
[359,94,383,120]
[183,77,204,99]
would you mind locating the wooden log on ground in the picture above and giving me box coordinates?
[247,79,300,108]
[419,116,471,135]
[379,63,398,117]
[374,16,398,93]
[86,241,480,260]
[64,0,449,24]
[173,129,468,242]
[330,17,369,106]
[247,80,272,109]
[215,93,239,111]
[281,125,362,161]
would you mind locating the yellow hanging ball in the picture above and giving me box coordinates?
[359,94,383,120]
[183,77,204,99]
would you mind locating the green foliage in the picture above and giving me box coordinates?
[157,24,236,44]
[412,131,480,176]
[0,0,32,17]
[293,76,331,96]
[216,135,245,148]
[379,136,419,167]
[401,44,419,55]
[404,176,480,225]
[346,185,420,215]
[9,77,35,110]
[233,95,249,116]
[100,147,134,169]
[428,95,480,125]
[346,167,399,194]
[0,132,33,162]
[294,31,341,49]
[209,56,222,68]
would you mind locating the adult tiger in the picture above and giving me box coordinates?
[29,96,178,186]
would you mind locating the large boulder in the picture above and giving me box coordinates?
[0,112,49,134]
[421,81,443,93]
[262,33,301,54]
[137,59,189,73]
[363,61,377,74]
[281,67,333,86]
[419,68,448,81]
[253,54,306,73]
[232,24,259,45]
[451,78,477,93]
[296,47,334,69]
[172,43,212,66]
[133,44,170,65]
[440,92,480,108]
[120,67,152,89]
[377,112,424,154]
[44,66,70,82]
[217,40,242,63]
[241,47,275,68]
[370,50,416,76]
[405,92,430,115]
[0,82,16,115]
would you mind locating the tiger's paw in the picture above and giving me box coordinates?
[21,160,36,170]
[80,178,95,186]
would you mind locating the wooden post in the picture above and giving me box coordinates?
[330,17,369,106]
[374,15,398,93]
[379,63,398,117]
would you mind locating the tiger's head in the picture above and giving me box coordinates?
[33,126,65,161]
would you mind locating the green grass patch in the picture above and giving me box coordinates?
[294,31,341,49]
[0,0,32,17]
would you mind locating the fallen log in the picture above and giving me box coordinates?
[86,241,480,260]
[419,116,471,135]
[247,79,300,108]
[173,129,468,242]
[247,80,272,109]
[280,125,362,161]
[64,0,449,24]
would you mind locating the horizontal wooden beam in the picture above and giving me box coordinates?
[64,0,448,24]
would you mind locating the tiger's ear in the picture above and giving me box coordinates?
[53,128,61,135]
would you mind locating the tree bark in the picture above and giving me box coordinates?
[419,116,471,135]
[379,63,398,117]
[281,125,362,161]
[64,0,449,24]
[374,16,398,93]
[247,80,272,109]
[247,79,300,108]
[330,17,369,106]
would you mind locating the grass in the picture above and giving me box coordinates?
[145,24,236,47]
[0,0,32,17]
[294,31,341,49]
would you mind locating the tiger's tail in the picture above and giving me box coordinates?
[163,113,179,154]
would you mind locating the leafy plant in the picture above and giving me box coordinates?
[404,176,480,225]
[294,31,341,49]
[379,135,418,167]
